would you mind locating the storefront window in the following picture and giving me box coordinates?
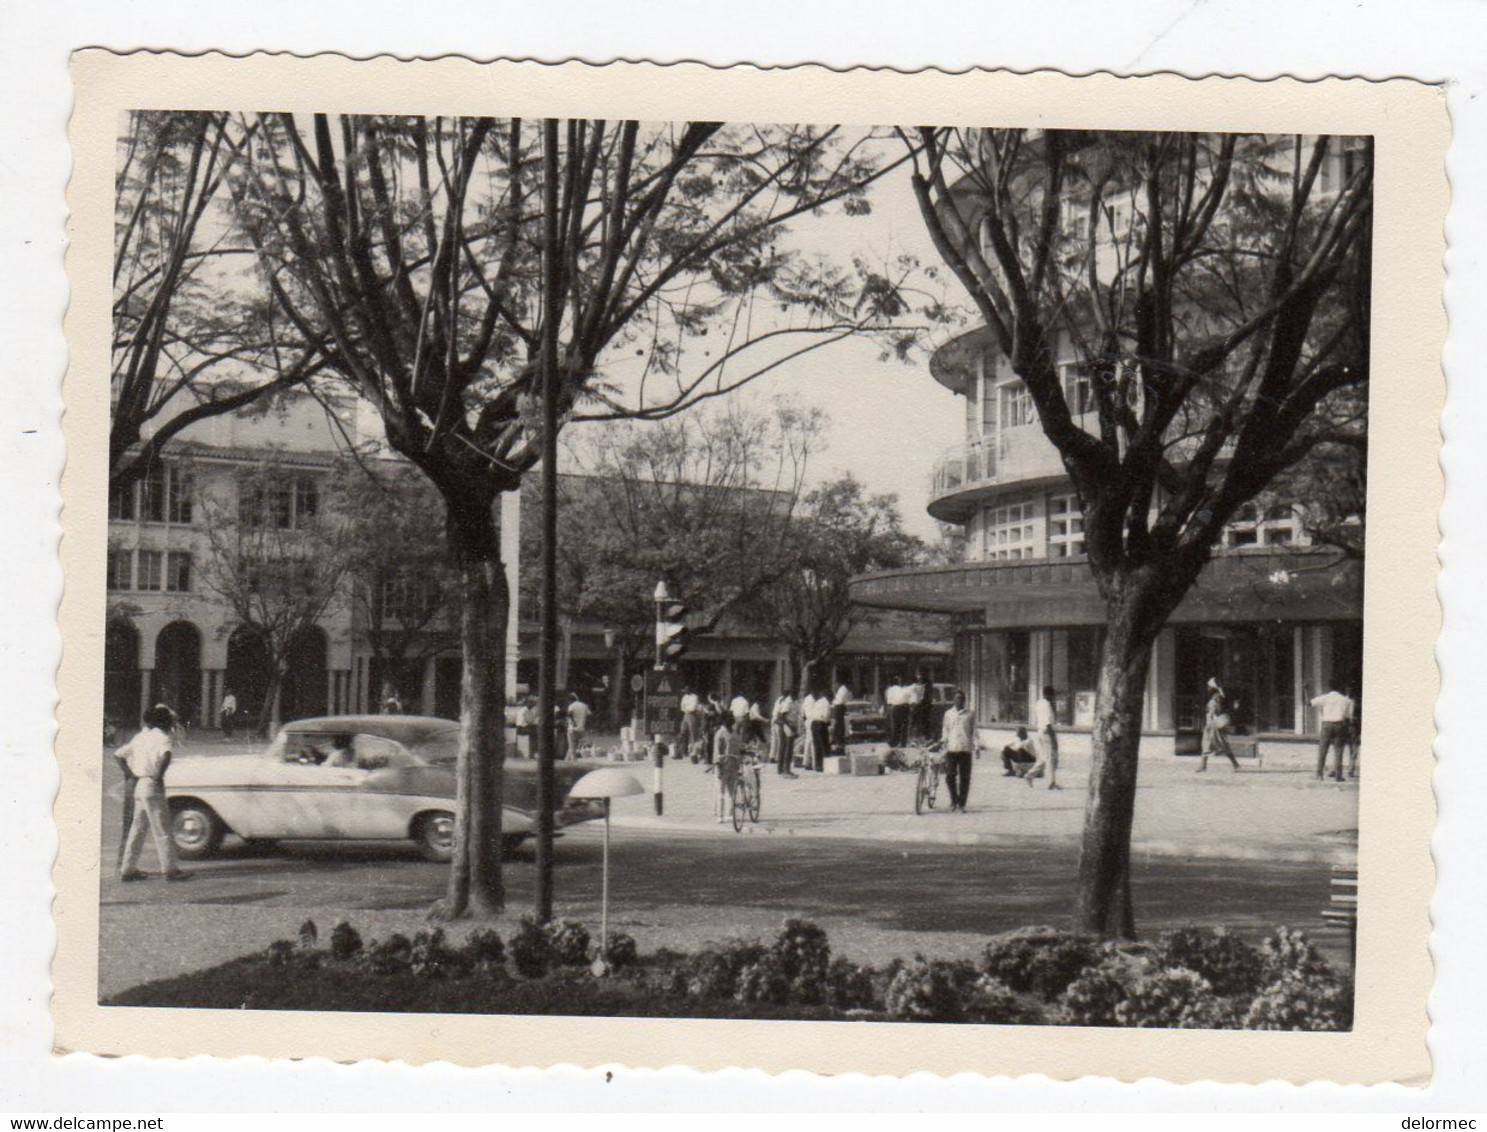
[1048,627,1102,726]
[967,630,1030,723]
[1174,623,1298,734]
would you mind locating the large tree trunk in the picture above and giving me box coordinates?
[1073,572,1184,938]
[433,497,508,920]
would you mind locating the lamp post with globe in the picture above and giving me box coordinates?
[567,766,646,974]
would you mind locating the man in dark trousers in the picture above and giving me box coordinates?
[939,689,977,813]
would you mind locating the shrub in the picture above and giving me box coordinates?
[1157,927,1264,998]
[884,956,978,1022]
[545,920,593,967]
[735,952,793,1006]
[964,974,1043,1025]
[1244,972,1354,1032]
[464,928,506,968]
[772,918,831,984]
[981,926,1101,999]
[410,929,465,979]
[328,921,363,963]
[297,919,319,949]
[361,933,413,976]
[1259,927,1334,983]
[825,957,879,1012]
[684,940,767,1000]
[508,917,555,979]
[264,939,298,968]
[604,931,639,970]
[1056,957,1135,1026]
[1113,967,1231,1029]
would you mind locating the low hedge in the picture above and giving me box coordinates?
[104,916,1352,1031]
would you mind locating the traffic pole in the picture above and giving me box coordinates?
[652,736,665,815]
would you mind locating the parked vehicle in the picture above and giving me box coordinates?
[163,715,602,862]
[843,699,887,742]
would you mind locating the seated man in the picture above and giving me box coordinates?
[1000,727,1038,777]
[324,733,357,768]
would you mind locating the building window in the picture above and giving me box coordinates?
[242,475,321,530]
[136,549,163,592]
[967,629,1031,724]
[1059,362,1094,416]
[997,381,1034,430]
[106,548,132,591]
[1224,502,1298,549]
[984,497,1036,560]
[166,470,193,524]
[379,572,437,624]
[140,465,167,523]
[1048,493,1086,558]
[108,482,136,522]
[166,551,192,593]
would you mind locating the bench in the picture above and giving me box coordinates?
[1321,864,1358,961]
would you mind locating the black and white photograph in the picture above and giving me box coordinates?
[46,52,1446,1083]
[96,107,1373,1028]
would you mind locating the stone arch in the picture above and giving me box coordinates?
[279,625,329,721]
[152,620,202,724]
[225,625,272,725]
[104,619,142,728]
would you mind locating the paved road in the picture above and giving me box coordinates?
[95,742,1355,995]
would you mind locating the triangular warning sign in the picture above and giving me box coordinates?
[655,674,674,694]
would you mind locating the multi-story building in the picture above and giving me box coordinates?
[105,393,947,732]
[851,138,1364,760]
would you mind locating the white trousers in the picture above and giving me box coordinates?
[120,783,177,876]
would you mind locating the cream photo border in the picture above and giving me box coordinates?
[55,50,1448,1083]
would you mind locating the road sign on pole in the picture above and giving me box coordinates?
[643,668,683,736]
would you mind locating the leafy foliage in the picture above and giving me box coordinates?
[980,925,1102,999]
[1157,926,1266,998]
[884,956,980,1022]
[508,916,556,978]
[544,920,593,967]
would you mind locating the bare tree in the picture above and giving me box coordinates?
[753,475,923,696]
[227,114,923,917]
[197,456,355,736]
[907,129,1372,937]
[112,111,321,492]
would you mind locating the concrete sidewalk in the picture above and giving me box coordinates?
[605,746,1359,864]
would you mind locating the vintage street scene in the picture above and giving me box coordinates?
[96,110,1370,1032]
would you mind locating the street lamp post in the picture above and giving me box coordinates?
[568,767,645,975]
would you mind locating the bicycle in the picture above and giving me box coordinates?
[729,747,764,832]
[912,742,946,815]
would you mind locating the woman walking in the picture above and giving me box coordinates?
[1197,677,1240,772]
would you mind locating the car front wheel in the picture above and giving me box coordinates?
[414,811,455,863]
[168,800,224,860]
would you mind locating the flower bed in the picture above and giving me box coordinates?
[104,918,1352,1031]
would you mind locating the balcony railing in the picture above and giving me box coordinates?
[929,441,999,501]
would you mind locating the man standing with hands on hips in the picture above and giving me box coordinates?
[1024,685,1062,790]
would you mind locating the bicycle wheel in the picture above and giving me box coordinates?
[914,764,929,815]
[731,780,747,832]
[747,770,761,822]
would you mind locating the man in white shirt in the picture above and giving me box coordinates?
[115,704,190,881]
[1310,684,1354,782]
[939,690,977,812]
[884,679,905,747]
[566,694,591,760]
[908,675,929,742]
[219,691,238,739]
[831,682,850,754]
[679,689,701,760]
[1000,727,1039,777]
[806,690,832,772]
[1024,685,1062,790]
[772,692,798,777]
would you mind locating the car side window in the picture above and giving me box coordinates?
[350,735,413,772]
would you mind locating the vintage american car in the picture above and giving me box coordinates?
[164,715,603,862]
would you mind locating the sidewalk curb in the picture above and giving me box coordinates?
[605,815,1357,865]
